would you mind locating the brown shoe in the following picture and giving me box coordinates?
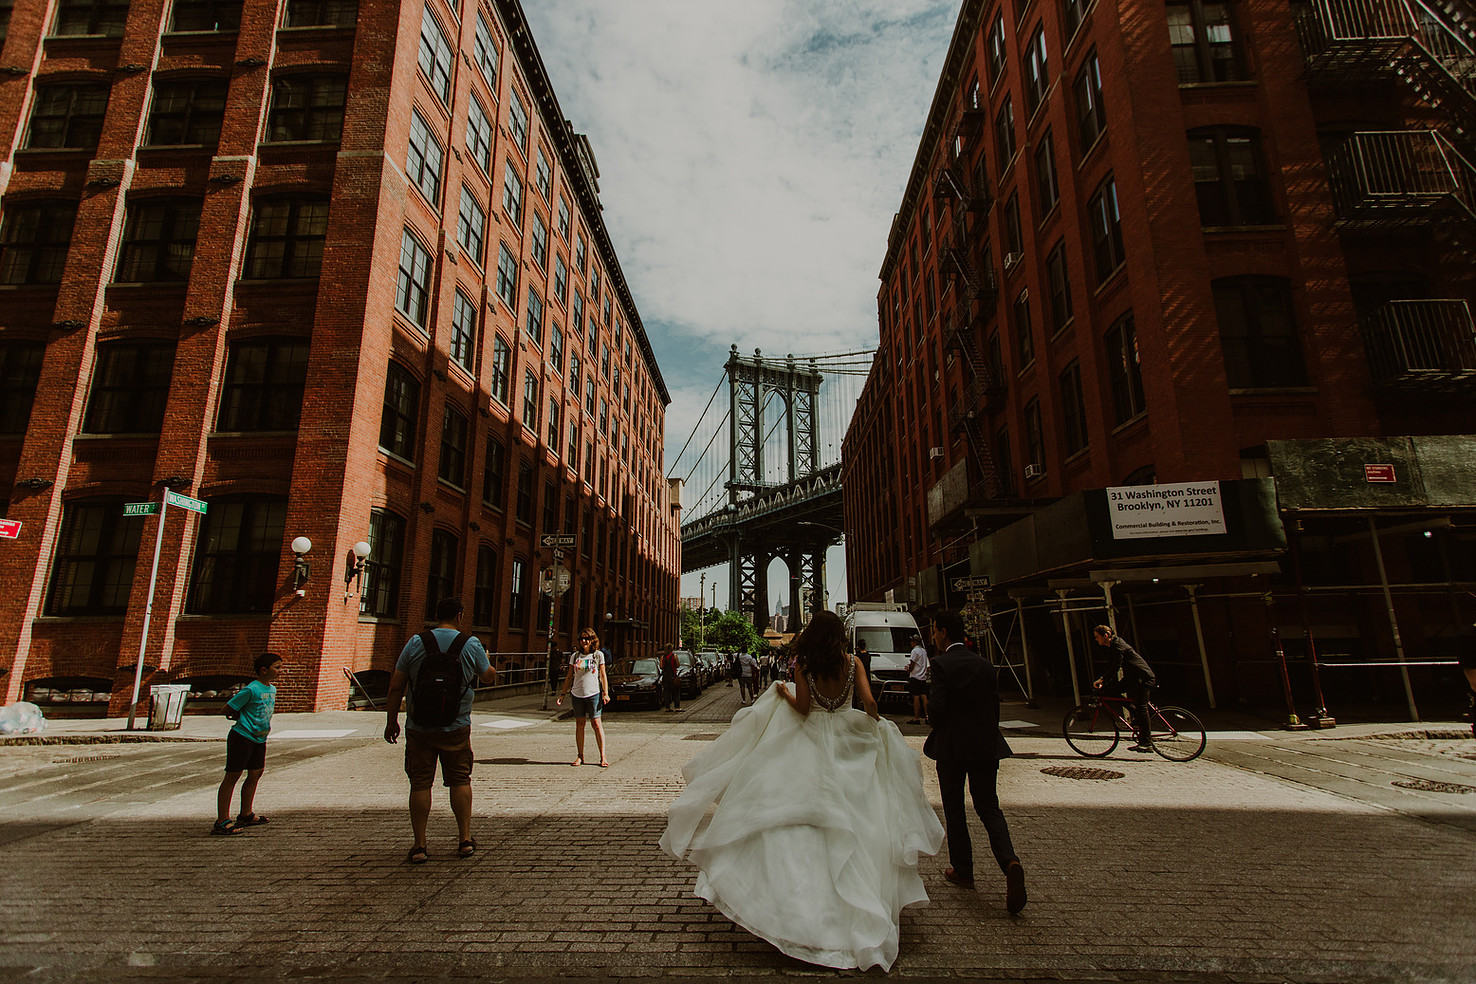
[1005,860,1027,914]
[943,867,975,890]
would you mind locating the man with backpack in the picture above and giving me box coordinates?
[384,598,497,864]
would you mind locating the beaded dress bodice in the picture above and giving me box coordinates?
[806,659,854,712]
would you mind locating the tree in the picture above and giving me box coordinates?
[704,610,765,655]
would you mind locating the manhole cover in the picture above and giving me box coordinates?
[683,733,720,741]
[1392,779,1476,794]
[1041,765,1125,781]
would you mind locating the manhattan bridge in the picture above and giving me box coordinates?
[670,345,872,629]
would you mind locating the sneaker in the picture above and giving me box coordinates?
[1129,743,1155,753]
[1005,861,1027,914]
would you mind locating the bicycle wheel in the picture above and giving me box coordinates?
[1063,704,1119,757]
[1151,706,1206,762]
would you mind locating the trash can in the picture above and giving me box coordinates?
[148,684,191,731]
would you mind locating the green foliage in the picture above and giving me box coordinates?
[678,607,764,654]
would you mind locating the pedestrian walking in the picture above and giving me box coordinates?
[1092,624,1157,752]
[213,652,281,835]
[906,633,930,724]
[557,628,611,767]
[737,648,760,703]
[384,598,498,864]
[852,639,872,712]
[660,644,682,712]
[728,652,738,686]
[925,610,1026,915]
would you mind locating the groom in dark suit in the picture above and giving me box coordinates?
[923,610,1026,914]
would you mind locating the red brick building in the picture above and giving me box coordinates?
[0,0,681,714]
[843,0,1476,718]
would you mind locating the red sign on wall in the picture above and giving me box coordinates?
[0,519,21,539]
[1364,464,1397,483]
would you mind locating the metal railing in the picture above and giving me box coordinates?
[1327,129,1476,220]
[1361,298,1476,387]
[1298,0,1476,84]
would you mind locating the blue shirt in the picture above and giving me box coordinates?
[395,628,491,732]
[226,680,276,744]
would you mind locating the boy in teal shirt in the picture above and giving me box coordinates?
[214,652,282,835]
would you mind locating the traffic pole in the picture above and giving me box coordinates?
[126,495,167,731]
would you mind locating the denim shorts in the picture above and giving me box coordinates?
[571,693,602,719]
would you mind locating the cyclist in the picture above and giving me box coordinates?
[1092,624,1156,753]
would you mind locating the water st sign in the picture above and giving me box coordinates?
[0,519,20,539]
[540,533,576,549]
[164,489,208,514]
[123,501,161,517]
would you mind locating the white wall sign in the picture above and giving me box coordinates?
[1106,482,1226,540]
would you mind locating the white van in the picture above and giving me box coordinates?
[843,603,922,708]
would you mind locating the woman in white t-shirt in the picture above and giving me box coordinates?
[556,627,611,767]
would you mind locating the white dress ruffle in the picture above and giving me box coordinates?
[660,682,944,971]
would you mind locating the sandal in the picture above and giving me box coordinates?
[211,819,240,836]
[599,760,609,768]
[571,757,583,767]
[236,813,270,826]
[458,838,477,858]
[406,845,428,864]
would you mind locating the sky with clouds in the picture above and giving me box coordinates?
[523,0,959,614]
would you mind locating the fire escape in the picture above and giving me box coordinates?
[933,102,1006,505]
[1301,1,1476,395]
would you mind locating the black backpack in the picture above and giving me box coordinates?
[410,631,471,728]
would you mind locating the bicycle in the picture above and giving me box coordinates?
[1062,694,1206,762]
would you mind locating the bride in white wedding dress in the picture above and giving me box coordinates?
[659,612,944,972]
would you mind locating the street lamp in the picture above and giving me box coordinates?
[290,536,312,594]
[344,540,371,600]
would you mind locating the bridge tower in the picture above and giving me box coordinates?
[723,346,826,629]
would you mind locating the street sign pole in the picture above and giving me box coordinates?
[126,495,168,731]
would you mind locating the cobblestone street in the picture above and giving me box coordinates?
[1,685,1473,983]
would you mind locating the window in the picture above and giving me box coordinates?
[407,109,444,205]
[502,161,524,227]
[1013,290,1034,366]
[531,211,548,269]
[553,254,568,306]
[473,13,499,90]
[550,322,564,373]
[568,350,581,391]
[466,96,493,171]
[1060,361,1088,455]
[1003,193,1023,257]
[598,397,608,434]
[188,497,287,613]
[145,79,227,147]
[585,376,594,415]
[522,370,539,430]
[508,89,528,153]
[525,287,543,343]
[170,0,241,31]
[1213,277,1307,388]
[1088,176,1125,283]
[456,187,485,266]
[535,147,552,200]
[1045,241,1072,332]
[1024,25,1049,115]
[284,0,358,28]
[1104,311,1146,423]
[52,0,129,36]
[425,530,458,618]
[379,361,420,460]
[83,342,174,434]
[1188,127,1274,226]
[515,459,534,523]
[567,420,579,465]
[218,337,309,431]
[490,335,510,405]
[27,83,109,150]
[509,558,527,627]
[417,5,454,102]
[244,196,328,278]
[115,199,201,282]
[473,545,498,628]
[0,201,76,285]
[994,97,1016,168]
[361,508,405,618]
[986,11,1007,84]
[0,342,44,433]
[574,232,586,272]
[396,229,433,327]
[571,291,584,338]
[46,499,144,615]
[495,241,517,308]
[483,436,507,507]
[1024,399,1044,469]
[1168,0,1243,84]
[1034,134,1059,213]
[1074,52,1107,151]
[450,290,476,371]
[438,404,468,487]
[1062,0,1088,38]
[559,198,572,241]
[267,75,346,141]
[601,343,611,378]
[0,0,12,40]
[547,396,560,448]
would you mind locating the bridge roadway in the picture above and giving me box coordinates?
[679,463,843,573]
[1,694,1473,981]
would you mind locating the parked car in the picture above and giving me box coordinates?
[697,650,721,684]
[608,657,662,710]
[673,649,703,699]
[693,651,719,686]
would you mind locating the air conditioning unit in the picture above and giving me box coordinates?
[929,447,944,460]
[1025,463,1044,479]
[1004,251,1023,271]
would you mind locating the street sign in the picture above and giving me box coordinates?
[164,489,207,514]
[123,501,161,517]
[0,519,20,539]
[552,548,565,560]
[1364,463,1396,483]
[540,564,571,597]
[540,533,576,549]
[952,575,991,592]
